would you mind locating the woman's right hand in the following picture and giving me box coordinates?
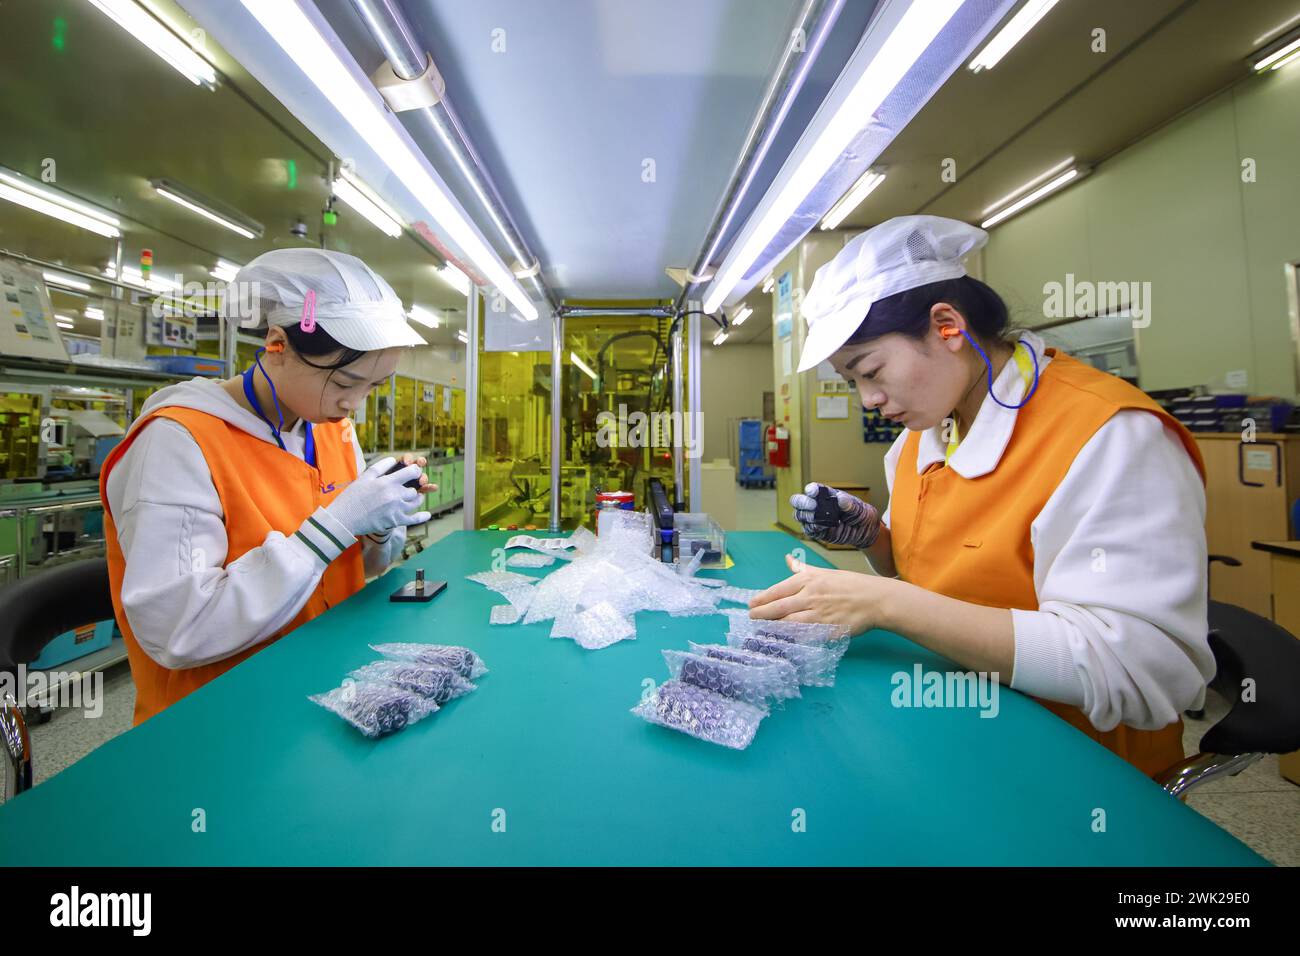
[326,456,431,536]
[790,483,881,549]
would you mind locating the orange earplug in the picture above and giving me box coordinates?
[939,327,962,340]
[265,341,285,353]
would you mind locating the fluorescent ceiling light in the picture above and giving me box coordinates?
[712,330,729,346]
[151,179,262,239]
[980,157,1075,216]
[456,329,469,344]
[333,170,403,238]
[408,305,439,328]
[980,166,1088,228]
[761,274,775,294]
[210,259,240,282]
[820,168,887,230]
[85,307,106,321]
[435,263,471,296]
[968,0,1060,73]
[0,167,121,238]
[43,271,93,292]
[703,0,964,314]
[1253,34,1300,71]
[731,305,753,326]
[57,322,76,331]
[240,0,537,319]
[87,0,218,88]
[105,263,180,294]
[570,352,597,381]
[56,313,77,323]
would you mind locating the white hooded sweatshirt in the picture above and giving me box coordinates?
[104,377,406,670]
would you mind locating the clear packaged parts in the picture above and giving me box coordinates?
[726,632,841,687]
[309,680,439,738]
[347,661,475,704]
[369,643,488,680]
[632,679,766,750]
[688,640,801,690]
[663,648,799,707]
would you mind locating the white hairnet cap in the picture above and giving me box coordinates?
[796,215,987,372]
[230,248,425,351]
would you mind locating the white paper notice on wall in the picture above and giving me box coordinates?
[1225,369,1248,389]
[782,340,792,377]
[422,383,437,403]
[1244,448,1274,471]
[816,395,849,419]
[444,388,452,412]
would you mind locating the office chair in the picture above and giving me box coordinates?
[0,559,115,799]
[1156,555,1300,797]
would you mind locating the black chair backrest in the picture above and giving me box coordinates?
[0,559,115,668]
[1203,600,1300,755]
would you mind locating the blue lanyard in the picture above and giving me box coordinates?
[242,347,316,469]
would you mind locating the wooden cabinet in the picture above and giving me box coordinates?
[1197,435,1300,619]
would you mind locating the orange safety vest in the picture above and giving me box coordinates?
[889,350,1206,779]
[100,407,365,724]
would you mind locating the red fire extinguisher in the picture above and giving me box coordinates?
[766,424,790,468]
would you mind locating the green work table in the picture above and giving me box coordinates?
[0,531,1266,866]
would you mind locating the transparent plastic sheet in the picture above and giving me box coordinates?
[572,601,636,649]
[594,509,654,555]
[663,649,798,708]
[569,525,597,554]
[490,604,522,625]
[715,585,761,605]
[632,679,766,750]
[688,641,802,692]
[506,552,556,569]
[369,643,487,680]
[726,632,840,687]
[309,680,438,738]
[347,661,475,704]
[467,570,537,593]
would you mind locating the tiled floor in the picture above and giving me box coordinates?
[3,490,1296,865]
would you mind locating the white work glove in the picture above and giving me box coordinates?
[325,456,431,537]
[790,482,881,549]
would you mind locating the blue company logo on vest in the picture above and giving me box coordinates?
[890,664,1000,719]
[320,481,337,494]
[49,886,151,936]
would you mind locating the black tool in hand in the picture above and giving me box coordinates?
[385,460,424,490]
[812,483,843,525]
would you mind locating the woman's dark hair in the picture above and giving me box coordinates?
[280,322,367,373]
[844,276,1009,347]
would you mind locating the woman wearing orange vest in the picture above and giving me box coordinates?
[748,216,1211,779]
[100,249,434,724]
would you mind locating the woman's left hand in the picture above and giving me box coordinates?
[747,553,894,635]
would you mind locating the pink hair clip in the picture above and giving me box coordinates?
[299,289,317,333]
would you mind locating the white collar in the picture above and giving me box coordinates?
[913,330,1052,478]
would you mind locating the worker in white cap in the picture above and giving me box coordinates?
[100,249,434,723]
[748,215,1211,778]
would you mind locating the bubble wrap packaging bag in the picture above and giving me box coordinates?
[725,633,840,687]
[663,649,799,707]
[632,679,766,750]
[347,661,475,704]
[724,609,851,645]
[573,601,636,649]
[506,552,556,569]
[310,680,439,738]
[369,643,487,680]
[688,641,802,690]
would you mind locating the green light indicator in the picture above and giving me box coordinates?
[286,159,297,190]
[52,17,67,51]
